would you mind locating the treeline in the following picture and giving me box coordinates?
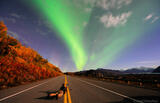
[0,21,62,89]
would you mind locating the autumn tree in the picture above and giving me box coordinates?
[0,21,62,89]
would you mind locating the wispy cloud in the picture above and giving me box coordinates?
[151,16,159,23]
[36,28,47,36]
[10,13,21,18]
[144,14,153,21]
[84,8,92,12]
[8,30,19,39]
[73,0,96,11]
[144,13,160,23]
[0,17,16,23]
[100,12,132,28]
[96,0,132,10]
[8,30,28,45]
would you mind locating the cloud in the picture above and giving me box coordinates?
[8,30,28,45]
[8,30,19,39]
[42,20,53,30]
[144,14,153,21]
[10,13,21,18]
[144,13,160,23]
[73,0,96,9]
[151,16,159,23]
[96,0,132,10]
[83,0,96,7]
[100,12,132,28]
[35,19,53,33]
[0,17,16,23]
[85,7,92,12]
[36,28,47,36]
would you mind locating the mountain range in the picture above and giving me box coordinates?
[69,66,159,78]
[121,67,154,74]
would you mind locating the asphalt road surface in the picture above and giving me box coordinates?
[0,76,160,103]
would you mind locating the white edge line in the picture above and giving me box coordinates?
[0,79,52,102]
[78,79,143,103]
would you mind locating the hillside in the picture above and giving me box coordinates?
[0,21,62,89]
[73,68,121,78]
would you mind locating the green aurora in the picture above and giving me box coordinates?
[29,0,160,70]
[31,0,96,70]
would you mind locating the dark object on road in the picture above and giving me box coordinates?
[60,83,67,94]
[47,83,67,100]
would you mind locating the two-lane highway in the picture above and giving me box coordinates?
[0,76,160,103]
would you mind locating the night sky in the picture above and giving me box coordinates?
[0,0,160,72]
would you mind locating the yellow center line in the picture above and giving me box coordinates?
[64,90,67,103]
[64,75,72,103]
[67,87,72,103]
[64,75,67,103]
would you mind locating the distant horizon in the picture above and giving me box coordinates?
[63,65,159,72]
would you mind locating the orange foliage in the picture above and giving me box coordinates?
[0,21,62,89]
